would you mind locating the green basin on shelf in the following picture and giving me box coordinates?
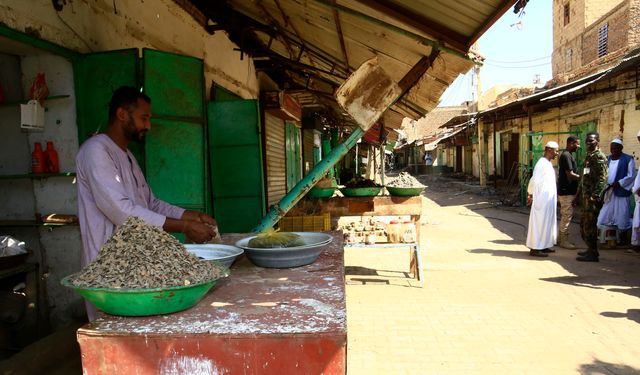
[386,186,425,196]
[340,186,382,197]
[307,187,336,198]
[61,275,219,316]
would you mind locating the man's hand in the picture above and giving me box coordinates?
[183,221,216,243]
[527,194,533,206]
[182,210,216,226]
[612,181,621,189]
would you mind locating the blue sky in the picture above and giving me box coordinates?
[439,0,553,106]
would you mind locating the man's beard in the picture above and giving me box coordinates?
[124,118,147,142]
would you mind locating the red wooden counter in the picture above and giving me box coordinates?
[76,232,346,374]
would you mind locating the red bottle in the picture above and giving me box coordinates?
[45,141,60,173]
[31,142,45,174]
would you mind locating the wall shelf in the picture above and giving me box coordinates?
[0,172,76,180]
[0,220,77,228]
[0,95,71,108]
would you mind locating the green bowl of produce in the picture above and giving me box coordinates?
[386,186,425,196]
[307,187,336,198]
[61,275,220,316]
[340,186,383,197]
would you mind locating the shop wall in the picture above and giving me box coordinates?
[0,0,259,98]
[0,52,83,326]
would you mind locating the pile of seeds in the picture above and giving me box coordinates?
[386,172,425,188]
[70,217,226,289]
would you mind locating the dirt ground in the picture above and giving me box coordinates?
[345,174,640,374]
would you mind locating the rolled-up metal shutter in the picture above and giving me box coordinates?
[265,113,286,208]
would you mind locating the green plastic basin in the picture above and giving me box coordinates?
[61,275,220,316]
[386,186,425,196]
[340,186,382,197]
[307,187,336,198]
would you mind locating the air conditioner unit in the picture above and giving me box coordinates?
[263,91,301,121]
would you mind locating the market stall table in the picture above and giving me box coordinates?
[76,232,346,374]
[288,196,424,282]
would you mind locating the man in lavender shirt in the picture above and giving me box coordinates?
[76,86,217,320]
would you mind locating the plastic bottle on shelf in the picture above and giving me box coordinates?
[31,142,45,173]
[401,220,416,243]
[45,141,60,173]
[387,219,401,243]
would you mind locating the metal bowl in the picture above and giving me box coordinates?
[307,187,336,198]
[386,186,425,196]
[340,187,382,197]
[235,232,333,268]
[184,244,244,269]
[61,275,221,316]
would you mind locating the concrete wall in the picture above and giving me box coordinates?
[477,71,640,186]
[0,0,259,99]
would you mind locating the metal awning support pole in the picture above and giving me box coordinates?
[253,127,365,232]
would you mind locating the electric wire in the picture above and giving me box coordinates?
[486,55,551,64]
[483,61,551,69]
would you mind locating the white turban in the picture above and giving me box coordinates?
[545,141,559,149]
[611,138,623,145]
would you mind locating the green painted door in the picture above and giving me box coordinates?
[142,49,208,216]
[208,100,265,233]
[73,49,142,165]
[285,121,302,190]
[570,121,597,170]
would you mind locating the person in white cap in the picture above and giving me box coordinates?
[596,137,635,247]
[630,130,640,251]
[526,140,559,257]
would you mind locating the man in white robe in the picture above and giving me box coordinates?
[526,141,560,257]
[631,131,640,250]
[597,138,635,244]
[76,86,218,320]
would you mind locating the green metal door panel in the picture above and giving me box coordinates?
[211,197,265,232]
[214,85,242,101]
[210,145,262,197]
[73,49,141,163]
[142,49,204,118]
[208,100,265,233]
[142,48,208,218]
[145,118,205,210]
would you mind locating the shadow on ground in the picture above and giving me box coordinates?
[579,358,640,375]
[424,175,640,324]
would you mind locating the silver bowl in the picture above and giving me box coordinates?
[234,232,333,268]
[184,244,244,269]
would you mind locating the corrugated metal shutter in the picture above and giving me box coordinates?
[265,113,286,208]
[302,129,314,175]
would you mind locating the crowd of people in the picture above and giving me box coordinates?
[526,131,640,262]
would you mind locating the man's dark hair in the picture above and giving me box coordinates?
[586,131,599,141]
[108,86,151,122]
[567,135,578,144]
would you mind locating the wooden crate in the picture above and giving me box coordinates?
[278,213,331,232]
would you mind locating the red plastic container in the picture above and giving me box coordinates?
[31,142,45,173]
[45,141,59,173]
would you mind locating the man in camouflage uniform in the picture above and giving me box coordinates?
[573,132,608,262]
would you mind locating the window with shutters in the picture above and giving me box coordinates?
[597,23,608,58]
[563,3,570,26]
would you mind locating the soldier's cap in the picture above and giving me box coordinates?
[611,138,623,145]
[545,141,559,149]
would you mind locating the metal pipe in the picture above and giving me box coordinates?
[253,127,365,232]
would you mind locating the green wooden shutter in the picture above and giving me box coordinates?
[73,49,142,165]
[285,121,302,190]
[208,100,265,233]
[141,49,208,218]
